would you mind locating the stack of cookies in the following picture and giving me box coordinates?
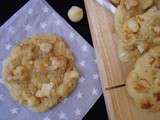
[114,0,160,112]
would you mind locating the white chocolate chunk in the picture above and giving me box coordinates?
[39,43,52,53]
[63,69,79,82]
[154,26,160,34]
[36,83,53,97]
[127,19,139,33]
[119,52,127,58]
[137,45,144,54]
[137,42,149,54]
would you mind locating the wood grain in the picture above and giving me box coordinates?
[104,87,160,120]
[84,0,130,89]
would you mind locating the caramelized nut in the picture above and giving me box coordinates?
[134,80,150,92]
[28,96,40,106]
[125,0,138,9]
[36,83,53,97]
[13,66,28,80]
[153,91,160,101]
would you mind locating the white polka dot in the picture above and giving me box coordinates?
[79,77,85,83]
[81,45,88,52]
[79,60,86,67]
[40,22,47,29]
[92,88,98,96]
[59,111,67,120]
[0,94,4,101]
[28,8,33,15]
[8,27,15,34]
[5,43,12,50]
[24,24,32,31]
[92,73,99,80]
[69,32,76,40]
[76,92,83,99]
[42,6,49,13]
[55,20,61,26]
[10,108,18,114]
[74,108,81,116]
[43,116,51,120]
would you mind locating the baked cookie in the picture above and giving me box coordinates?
[118,7,160,64]
[2,34,79,112]
[126,46,160,112]
[115,0,160,38]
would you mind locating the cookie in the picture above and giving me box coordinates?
[2,34,79,112]
[115,0,160,38]
[67,6,84,22]
[126,46,160,112]
[118,7,160,64]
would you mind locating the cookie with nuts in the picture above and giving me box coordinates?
[126,46,160,112]
[118,7,160,64]
[2,34,79,112]
[115,0,160,38]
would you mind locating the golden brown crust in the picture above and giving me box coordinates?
[140,98,153,109]
[2,34,79,112]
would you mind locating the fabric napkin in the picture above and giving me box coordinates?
[0,0,102,120]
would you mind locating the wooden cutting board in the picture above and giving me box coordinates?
[84,0,160,120]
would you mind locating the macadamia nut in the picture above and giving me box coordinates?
[127,19,139,33]
[67,6,83,22]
